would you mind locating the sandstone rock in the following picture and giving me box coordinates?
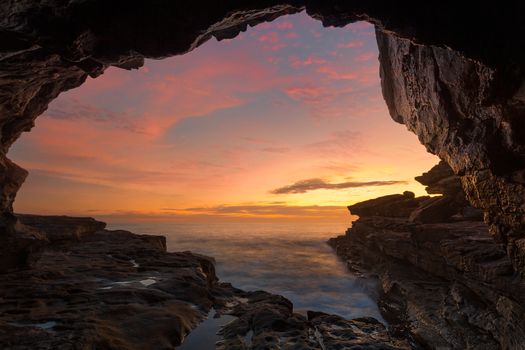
[408,196,458,223]
[415,160,464,198]
[216,290,410,350]
[0,215,413,349]
[17,214,106,242]
[330,217,524,349]
[0,213,47,273]
[0,223,215,349]
[348,191,428,218]
[376,28,525,268]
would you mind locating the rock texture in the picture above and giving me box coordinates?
[330,163,525,349]
[377,29,525,270]
[0,216,217,349]
[0,1,525,271]
[217,289,410,350]
[0,215,408,349]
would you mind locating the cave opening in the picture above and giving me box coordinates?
[6,11,441,344]
[2,3,525,348]
[9,12,437,221]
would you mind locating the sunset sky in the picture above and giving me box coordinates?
[9,12,438,222]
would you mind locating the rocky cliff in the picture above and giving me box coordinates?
[329,162,525,349]
[0,2,524,271]
[0,215,409,349]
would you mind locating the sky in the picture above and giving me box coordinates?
[9,12,438,223]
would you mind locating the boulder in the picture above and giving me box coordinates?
[17,214,106,242]
[348,191,428,218]
[408,196,459,223]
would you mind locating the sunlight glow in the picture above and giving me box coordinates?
[10,12,438,222]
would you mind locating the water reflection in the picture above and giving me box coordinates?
[106,222,383,321]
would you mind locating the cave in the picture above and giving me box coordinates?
[1,1,525,349]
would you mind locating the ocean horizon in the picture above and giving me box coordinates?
[105,220,384,322]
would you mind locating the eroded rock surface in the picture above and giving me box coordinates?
[0,215,406,349]
[0,1,524,271]
[377,29,525,269]
[0,217,216,349]
[330,163,525,349]
[217,290,410,350]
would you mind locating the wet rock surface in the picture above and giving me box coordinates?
[217,290,410,350]
[329,163,525,349]
[0,215,406,349]
[0,216,215,349]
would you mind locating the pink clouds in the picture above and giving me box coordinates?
[285,85,333,104]
[288,55,327,68]
[354,52,377,62]
[258,32,279,43]
[276,21,294,30]
[317,65,357,80]
[11,14,439,219]
[337,40,364,49]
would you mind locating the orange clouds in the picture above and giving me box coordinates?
[10,14,439,222]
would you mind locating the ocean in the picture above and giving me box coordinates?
[105,221,383,322]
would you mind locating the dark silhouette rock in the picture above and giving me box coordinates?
[17,214,107,242]
[415,160,464,198]
[217,290,410,349]
[377,29,525,268]
[408,196,458,223]
[0,214,47,273]
[330,217,524,349]
[0,214,410,349]
[348,191,428,218]
[330,163,525,348]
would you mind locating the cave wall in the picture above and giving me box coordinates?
[1,0,524,270]
[377,31,525,270]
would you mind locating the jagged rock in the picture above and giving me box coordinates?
[17,214,107,242]
[0,1,524,271]
[216,290,410,350]
[332,162,524,347]
[0,215,414,349]
[329,217,524,349]
[376,28,525,267]
[0,218,218,349]
[408,196,458,223]
[415,160,464,198]
[348,191,428,218]
[0,214,47,273]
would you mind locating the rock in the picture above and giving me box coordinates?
[0,1,524,271]
[408,196,459,223]
[0,221,216,349]
[376,28,525,267]
[333,164,525,347]
[17,214,107,242]
[415,160,464,198]
[0,215,412,349]
[461,206,484,221]
[330,214,524,349]
[216,290,410,350]
[348,191,428,218]
[0,214,47,273]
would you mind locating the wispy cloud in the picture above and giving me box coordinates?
[271,178,407,194]
[261,147,290,153]
[162,203,345,217]
[336,40,364,49]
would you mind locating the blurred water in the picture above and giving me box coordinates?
[105,221,383,321]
